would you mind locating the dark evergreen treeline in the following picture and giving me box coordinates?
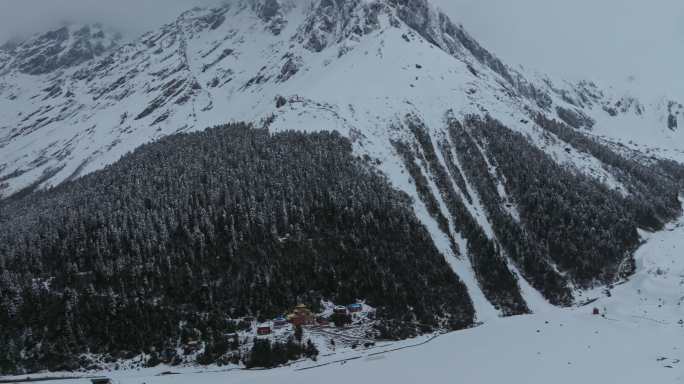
[244,338,318,369]
[393,120,529,316]
[657,158,684,189]
[444,121,573,305]
[0,123,474,374]
[465,116,682,286]
[534,113,682,230]
[393,113,682,307]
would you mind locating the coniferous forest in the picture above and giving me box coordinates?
[391,115,682,308]
[0,123,474,374]
[459,116,682,288]
[0,117,682,375]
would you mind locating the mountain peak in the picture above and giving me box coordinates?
[0,0,681,201]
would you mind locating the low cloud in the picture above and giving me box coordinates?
[0,0,220,42]
[434,0,684,96]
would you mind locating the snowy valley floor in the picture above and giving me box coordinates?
[4,217,684,384]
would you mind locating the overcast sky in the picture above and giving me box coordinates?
[0,0,682,95]
[0,0,218,42]
[435,0,684,96]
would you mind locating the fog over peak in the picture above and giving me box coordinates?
[0,0,682,97]
[0,0,222,43]
[436,0,684,98]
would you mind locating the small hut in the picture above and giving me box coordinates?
[348,303,363,313]
[257,324,272,335]
[333,305,348,315]
[288,304,315,326]
[184,340,201,354]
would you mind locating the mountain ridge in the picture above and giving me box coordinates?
[0,0,681,200]
[0,23,120,76]
[0,0,682,351]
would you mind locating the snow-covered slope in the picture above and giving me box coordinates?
[0,0,682,319]
[5,212,683,384]
[1,0,679,197]
[0,23,120,76]
[528,72,684,162]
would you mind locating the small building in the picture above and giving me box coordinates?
[348,303,363,313]
[334,305,348,315]
[184,340,201,354]
[288,304,315,326]
[273,316,288,328]
[257,325,272,335]
[592,307,600,315]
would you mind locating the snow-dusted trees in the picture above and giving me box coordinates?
[445,120,572,305]
[393,114,682,308]
[534,113,682,230]
[394,120,529,316]
[462,116,682,287]
[0,123,474,374]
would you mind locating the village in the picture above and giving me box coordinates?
[247,302,377,346]
[194,300,382,364]
[36,301,382,380]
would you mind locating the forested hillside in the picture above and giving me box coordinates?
[0,123,474,374]
[461,116,682,287]
[1,0,683,378]
[391,115,683,307]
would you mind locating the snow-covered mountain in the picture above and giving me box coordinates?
[0,0,682,320]
[0,23,120,76]
[0,0,680,198]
